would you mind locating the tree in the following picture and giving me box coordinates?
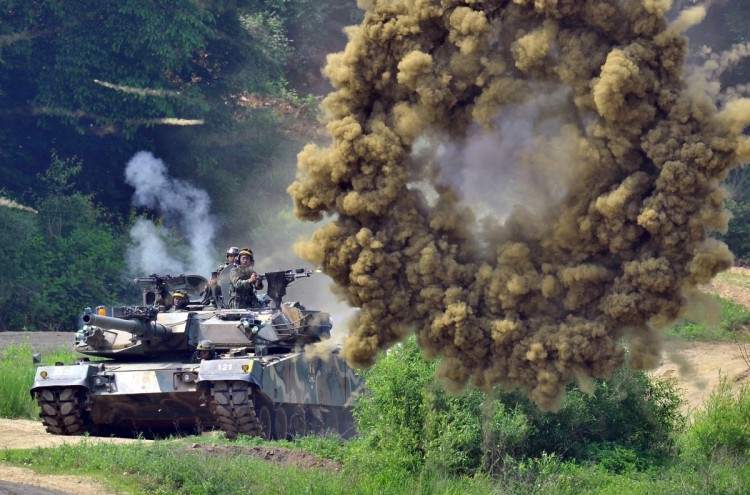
[0,203,39,330]
[717,166,750,260]
[26,154,129,330]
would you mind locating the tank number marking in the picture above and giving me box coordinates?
[218,363,234,371]
[41,367,87,379]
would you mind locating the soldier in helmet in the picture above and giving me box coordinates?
[229,248,264,309]
[209,247,240,307]
[219,247,240,272]
[191,339,216,363]
[169,289,190,311]
[193,339,218,406]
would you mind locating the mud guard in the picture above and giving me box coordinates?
[197,358,262,387]
[30,364,97,397]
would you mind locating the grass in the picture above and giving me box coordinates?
[0,342,80,419]
[712,270,750,290]
[0,439,499,495]
[2,437,750,495]
[668,297,750,342]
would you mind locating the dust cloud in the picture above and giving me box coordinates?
[288,1,750,410]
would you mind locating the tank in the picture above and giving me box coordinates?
[30,268,363,440]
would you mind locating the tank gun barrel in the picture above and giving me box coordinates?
[82,313,172,340]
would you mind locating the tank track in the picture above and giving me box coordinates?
[210,380,264,439]
[35,387,89,435]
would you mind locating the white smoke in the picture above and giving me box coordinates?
[412,92,580,223]
[124,151,216,276]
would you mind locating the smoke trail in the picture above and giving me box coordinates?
[125,151,216,276]
[0,196,37,213]
[289,1,750,410]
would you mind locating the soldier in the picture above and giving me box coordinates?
[210,246,240,307]
[218,246,240,273]
[229,248,264,309]
[191,339,216,363]
[169,290,190,311]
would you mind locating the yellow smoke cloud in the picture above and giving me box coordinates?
[289,0,748,410]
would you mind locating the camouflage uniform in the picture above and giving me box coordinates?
[229,265,264,309]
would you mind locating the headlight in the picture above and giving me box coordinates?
[93,376,110,387]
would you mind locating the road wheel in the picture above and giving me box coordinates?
[274,406,289,441]
[256,404,273,441]
[321,407,339,436]
[35,387,90,435]
[210,381,262,439]
[288,404,307,438]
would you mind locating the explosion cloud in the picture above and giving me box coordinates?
[288,0,750,410]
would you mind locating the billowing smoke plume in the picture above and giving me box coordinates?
[289,1,750,410]
[125,151,216,276]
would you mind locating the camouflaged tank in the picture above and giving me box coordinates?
[30,269,363,440]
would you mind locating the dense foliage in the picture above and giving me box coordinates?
[352,337,686,477]
[0,0,361,228]
[0,0,361,330]
[0,156,129,330]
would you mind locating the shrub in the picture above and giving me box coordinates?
[351,339,434,476]
[679,376,750,462]
[422,385,484,476]
[355,336,685,477]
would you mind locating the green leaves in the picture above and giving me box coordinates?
[354,335,685,477]
[0,154,129,331]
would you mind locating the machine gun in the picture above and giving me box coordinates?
[257,268,313,307]
[134,274,209,308]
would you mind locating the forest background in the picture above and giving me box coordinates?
[1,0,749,332]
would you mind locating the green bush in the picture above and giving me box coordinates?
[679,376,750,462]
[350,339,434,478]
[423,386,484,476]
[500,365,684,466]
[0,206,39,330]
[481,401,532,474]
[355,336,685,477]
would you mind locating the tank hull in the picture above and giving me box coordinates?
[31,349,361,439]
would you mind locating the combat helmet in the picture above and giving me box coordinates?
[172,289,188,300]
[196,339,215,351]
